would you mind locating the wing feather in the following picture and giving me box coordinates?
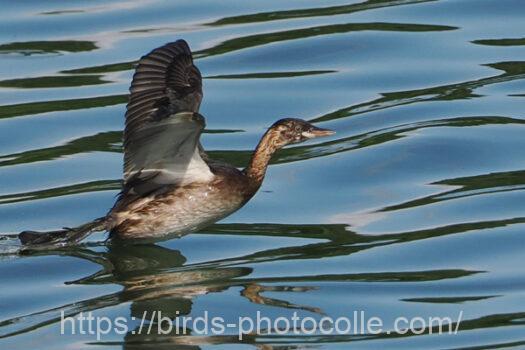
[122,40,211,194]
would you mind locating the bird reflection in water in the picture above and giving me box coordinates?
[11,242,322,349]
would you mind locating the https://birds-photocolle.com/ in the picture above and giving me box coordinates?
[18,39,335,248]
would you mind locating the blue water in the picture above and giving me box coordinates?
[1,0,524,349]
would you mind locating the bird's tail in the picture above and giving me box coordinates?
[18,217,106,247]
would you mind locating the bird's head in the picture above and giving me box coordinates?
[269,118,335,147]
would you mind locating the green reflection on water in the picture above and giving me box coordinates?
[209,0,436,26]
[382,170,525,212]
[0,95,128,120]
[0,40,97,55]
[472,37,525,46]
[0,75,109,89]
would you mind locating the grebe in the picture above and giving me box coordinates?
[19,40,334,246]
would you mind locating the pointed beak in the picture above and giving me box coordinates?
[301,126,335,139]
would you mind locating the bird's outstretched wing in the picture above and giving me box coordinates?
[122,40,213,194]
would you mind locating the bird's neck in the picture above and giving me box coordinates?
[244,128,282,188]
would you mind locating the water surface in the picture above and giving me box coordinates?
[1,0,524,349]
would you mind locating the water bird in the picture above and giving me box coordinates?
[19,40,334,247]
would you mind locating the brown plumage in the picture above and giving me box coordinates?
[18,40,334,247]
